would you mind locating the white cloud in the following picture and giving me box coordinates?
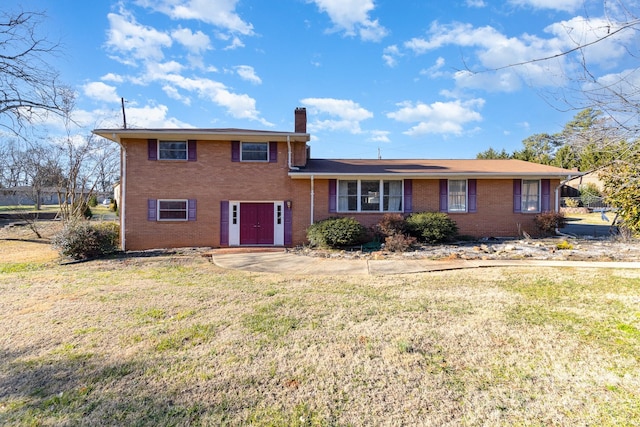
[171,27,211,53]
[387,99,484,136]
[235,65,262,84]
[466,0,487,7]
[420,57,446,78]
[106,11,172,63]
[369,130,390,142]
[310,0,388,42]
[82,82,120,103]
[301,97,373,134]
[125,104,193,128]
[101,73,125,83]
[135,0,254,35]
[382,44,401,67]
[509,0,583,13]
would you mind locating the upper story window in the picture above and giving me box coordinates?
[241,142,268,161]
[159,141,187,160]
[522,179,540,212]
[448,179,467,212]
[338,180,402,212]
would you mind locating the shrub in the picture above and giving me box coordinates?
[384,233,417,252]
[52,220,120,260]
[556,240,574,250]
[109,198,118,213]
[306,217,366,248]
[579,183,601,207]
[405,212,458,243]
[533,211,566,235]
[564,198,580,208]
[88,195,98,207]
[375,213,406,237]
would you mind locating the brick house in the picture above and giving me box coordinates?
[94,108,578,251]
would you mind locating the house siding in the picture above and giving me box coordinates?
[309,178,561,240]
[122,138,304,250]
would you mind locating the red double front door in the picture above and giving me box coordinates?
[240,203,274,245]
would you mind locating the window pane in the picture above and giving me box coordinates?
[159,141,187,160]
[158,200,187,220]
[448,180,466,212]
[242,142,268,161]
[338,180,357,211]
[383,180,402,211]
[361,180,380,211]
[522,180,540,212]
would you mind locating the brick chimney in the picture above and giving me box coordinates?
[294,107,307,133]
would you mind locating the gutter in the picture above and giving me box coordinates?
[554,174,575,238]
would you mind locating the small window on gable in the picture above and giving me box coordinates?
[158,200,188,220]
[159,141,187,160]
[241,142,268,161]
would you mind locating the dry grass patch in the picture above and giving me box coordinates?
[0,243,639,425]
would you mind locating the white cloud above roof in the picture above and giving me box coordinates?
[171,27,211,53]
[301,98,373,134]
[83,82,120,103]
[387,99,484,136]
[310,0,388,41]
[235,65,262,85]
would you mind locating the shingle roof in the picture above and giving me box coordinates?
[289,159,579,178]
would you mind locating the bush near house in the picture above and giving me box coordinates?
[405,212,458,244]
[534,211,566,235]
[52,220,120,260]
[306,217,367,248]
[373,214,416,252]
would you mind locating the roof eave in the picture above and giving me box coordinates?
[92,129,310,143]
[288,172,579,179]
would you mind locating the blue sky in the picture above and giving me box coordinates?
[5,0,637,159]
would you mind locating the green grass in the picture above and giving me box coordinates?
[0,256,638,426]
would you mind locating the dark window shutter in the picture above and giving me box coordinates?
[403,179,413,213]
[269,141,277,163]
[220,201,229,246]
[148,139,157,161]
[231,141,240,162]
[187,140,197,161]
[468,179,477,213]
[439,179,448,212]
[284,202,293,245]
[513,179,522,213]
[147,199,157,221]
[188,199,196,221]
[541,179,551,211]
[328,179,337,213]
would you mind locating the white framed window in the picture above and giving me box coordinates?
[158,199,188,221]
[241,142,268,161]
[337,180,403,212]
[522,180,540,212]
[158,141,187,160]
[448,180,467,212]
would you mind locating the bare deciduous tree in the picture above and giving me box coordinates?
[0,9,64,132]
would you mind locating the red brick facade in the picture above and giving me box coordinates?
[96,120,573,251]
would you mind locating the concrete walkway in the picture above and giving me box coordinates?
[211,250,640,275]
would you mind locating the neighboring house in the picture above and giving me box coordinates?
[561,169,604,198]
[94,108,580,251]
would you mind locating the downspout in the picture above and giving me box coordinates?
[310,175,315,224]
[555,174,574,238]
[287,135,299,171]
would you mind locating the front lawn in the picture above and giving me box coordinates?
[0,241,638,425]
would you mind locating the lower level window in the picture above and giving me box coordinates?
[522,180,540,212]
[448,180,467,212]
[158,199,188,220]
[338,180,402,212]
